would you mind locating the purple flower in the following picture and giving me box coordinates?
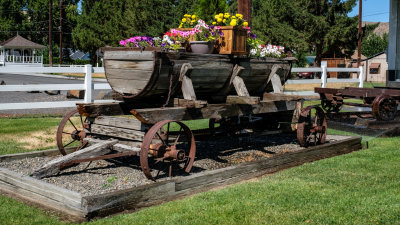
[250,33,257,39]
[218,31,224,36]
[211,32,216,36]
[210,25,215,29]
[204,33,209,38]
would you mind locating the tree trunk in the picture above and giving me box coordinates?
[315,42,323,67]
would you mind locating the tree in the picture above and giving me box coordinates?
[361,33,388,58]
[195,0,227,23]
[0,0,26,41]
[293,0,358,66]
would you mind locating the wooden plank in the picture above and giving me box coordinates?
[31,140,117,179]
[132,100,299,124]
[0,148,75,162]
[104,50,154,61]
[77,102,135,117]
[270,73,283,93]
[91,124,145,141]
[173,98,207,108]
[82,181,175,217]
[93,116,148,131]
[226,96,260,105]
[232,76,250,96]
[262,93,303,102]
[112,144,141,153]
[175,136,361,192]
[104,60,154,70]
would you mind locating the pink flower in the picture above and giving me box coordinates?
[119,40,126,46]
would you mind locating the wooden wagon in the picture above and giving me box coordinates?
[32,48,327,181]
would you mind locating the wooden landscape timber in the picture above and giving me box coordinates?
[0,136,361,221]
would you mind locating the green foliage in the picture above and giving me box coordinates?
[0,0,26,41]
[194,0,227,24]
[251,0,358,66]
[362,33,388,58]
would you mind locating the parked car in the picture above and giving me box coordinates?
[297,72,315,79]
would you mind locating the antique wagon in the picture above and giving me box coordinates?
[33,48,327,181]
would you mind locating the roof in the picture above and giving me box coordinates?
[0,35,45,49]
[370,63,381,69]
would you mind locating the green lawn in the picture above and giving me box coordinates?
[1,114,399,224]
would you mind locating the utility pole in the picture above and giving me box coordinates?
[49,0,53,66]
[357,0,362,67]
[238,0,252,27]
[59,0,63,65]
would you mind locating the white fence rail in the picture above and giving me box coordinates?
[285,66,363,96]
[0,65,112,111]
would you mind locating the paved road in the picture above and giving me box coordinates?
[0,73,111,116]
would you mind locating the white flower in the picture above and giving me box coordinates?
[250,49,257,56]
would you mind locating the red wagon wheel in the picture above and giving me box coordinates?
[297,106,327,147]
[140,120,196,181]
[372,95,398,121]
[56,109,90,155]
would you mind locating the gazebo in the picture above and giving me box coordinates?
[0,34,45,66]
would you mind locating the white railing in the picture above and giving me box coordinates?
[285,66,364,96]
[5,55,43,64]
[0,65,112,110]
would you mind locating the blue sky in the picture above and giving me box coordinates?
[348,0,390,22]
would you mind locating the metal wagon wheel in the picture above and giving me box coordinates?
[297,106,327,147]
[140,120,196,181]
[372,95,398,121]
[56,109,90,155]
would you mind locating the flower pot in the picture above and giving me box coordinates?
[216,26,247,55]
[190,41,215,54]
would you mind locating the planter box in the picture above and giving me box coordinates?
[217,26,247,55]
[175,27,247,55]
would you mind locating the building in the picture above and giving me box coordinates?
[0,35,45,67]
[363,52,388,82]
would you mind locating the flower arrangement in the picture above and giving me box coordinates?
[247,35,286,58]
[190,20,223,42]
[179,14,198,28]
[212,13,248,27]
[119,36,161,48]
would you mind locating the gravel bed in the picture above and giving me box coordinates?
[0,134,343,197]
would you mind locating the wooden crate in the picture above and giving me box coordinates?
[217,26,247,55]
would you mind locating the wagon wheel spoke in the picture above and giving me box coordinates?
[141,120,196,181]
[56,109,90,156]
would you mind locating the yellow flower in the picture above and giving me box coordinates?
[224,13,230,18]
[243,22,248,27]
[182,18,187,23]
[217,18,223,23]
[219,13,224,18]
[212,22,216,25]
[223,19,226,23]
[191,20,196,23]
[231,16,236,19]
[236,13,243,18]
[179,23,183,28]
[186,14,191,18]
[184,14,189,17]
[215,14,219,19]
[230,19,237,26]
[191,15,196,19]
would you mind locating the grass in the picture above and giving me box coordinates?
[0,112,399,224]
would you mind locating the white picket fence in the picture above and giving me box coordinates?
[0,65,364,110]
[285,66,364,96]
[0,65,112,110]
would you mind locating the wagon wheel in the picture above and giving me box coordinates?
[372,95,398,121]
[297,106,327,147]
[140,120,196,181]
[321,98,342,113]
[56,109,90,155]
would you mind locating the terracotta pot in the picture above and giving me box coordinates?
[190,41,214,54]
